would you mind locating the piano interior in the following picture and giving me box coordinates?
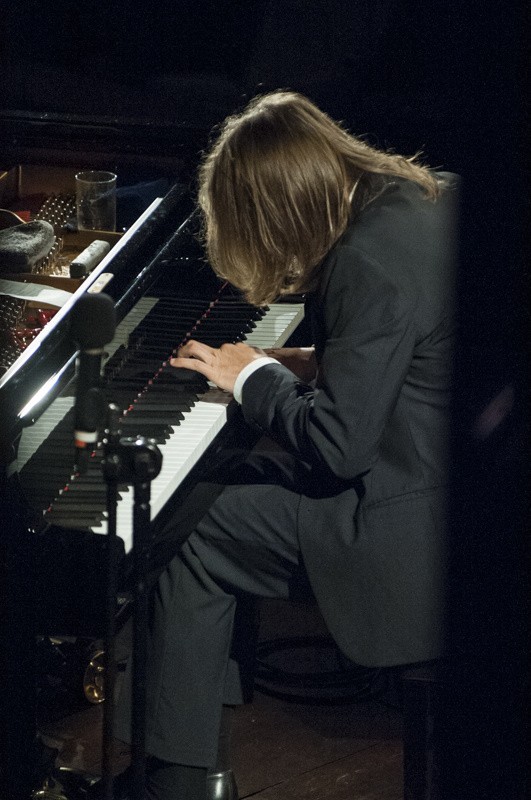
[1,164,119,372]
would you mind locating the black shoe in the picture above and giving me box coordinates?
[207,770,238,800]
[86,764,238,800]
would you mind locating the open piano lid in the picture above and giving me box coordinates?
[0,3,258,447]
[0,2,258,161]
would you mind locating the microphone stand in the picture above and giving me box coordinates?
[100,404,162,800]
[67,293,161,800]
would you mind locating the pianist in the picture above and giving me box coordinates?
[113,90,458,799]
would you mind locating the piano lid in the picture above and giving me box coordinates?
[0,2,266,160]
[0,1,393,158]
[0,0,469,169]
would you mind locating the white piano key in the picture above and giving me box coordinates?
[17,397,75,470]
[17,298,158,471]
[90,302,304,551]
[244,304,303,348]
[20,300,304,552]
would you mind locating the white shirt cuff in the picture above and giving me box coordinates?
[233,356,279,404]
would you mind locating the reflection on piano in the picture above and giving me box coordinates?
[0,181,304,796]
[18,295,303,552]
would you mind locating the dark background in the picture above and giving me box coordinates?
[1,0,519,173]
[0,2,528,797]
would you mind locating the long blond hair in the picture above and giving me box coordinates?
[198,90,440,306]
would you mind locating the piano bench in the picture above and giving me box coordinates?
[402,661,440,800]
[253,600,442,798]
[253,633,386,704]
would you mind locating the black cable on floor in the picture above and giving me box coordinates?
[253,635,386,705]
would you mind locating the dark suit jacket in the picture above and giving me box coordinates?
[241,174,460,667]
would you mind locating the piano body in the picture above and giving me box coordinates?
[0,115,305,795]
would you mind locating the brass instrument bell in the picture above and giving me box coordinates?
[83,648,106,704]
[31,777,68,800]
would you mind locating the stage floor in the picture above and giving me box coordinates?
[38,599,403,799]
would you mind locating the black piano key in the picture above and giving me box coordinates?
[126,341,184,354]
[21,462,75,475]
[130,380,200,392]
[55,494,108,506]
[137,318,200,333]
[45,515,106,528]
[52,500,108,512]
[154,298,209,310]
[110,358,167,372]
[145,308,210,319]
[18,289,280,521]
[124,402,188,415]
[200,311,259,321]
[57,483,108,494]
[129,401,191,412]
[151,374,208,391]
[62,467,105,480]
[117,420,172,439]
[107,373,164,388]
[119,414,184,428]
[46,504,106,519]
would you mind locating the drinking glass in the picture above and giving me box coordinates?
[75,170,117,231]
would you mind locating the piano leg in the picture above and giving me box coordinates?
[0,481,39,798]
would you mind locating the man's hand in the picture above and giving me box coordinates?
[263,347,317,383]
[170,340,264,393]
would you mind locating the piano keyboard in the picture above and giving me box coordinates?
[18,295,304,554]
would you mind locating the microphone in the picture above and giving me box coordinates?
[70,292,116,472]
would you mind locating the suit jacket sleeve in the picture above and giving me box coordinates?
[240,245,418,482]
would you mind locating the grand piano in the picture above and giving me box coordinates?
[2,6,526,800]
[0,14,308,795]
[0,174,304,797]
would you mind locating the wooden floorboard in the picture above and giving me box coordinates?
[232,691,402,797]
[37,599,405,798]
[240,742,403,800]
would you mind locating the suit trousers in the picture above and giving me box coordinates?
[114,445,313,768]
